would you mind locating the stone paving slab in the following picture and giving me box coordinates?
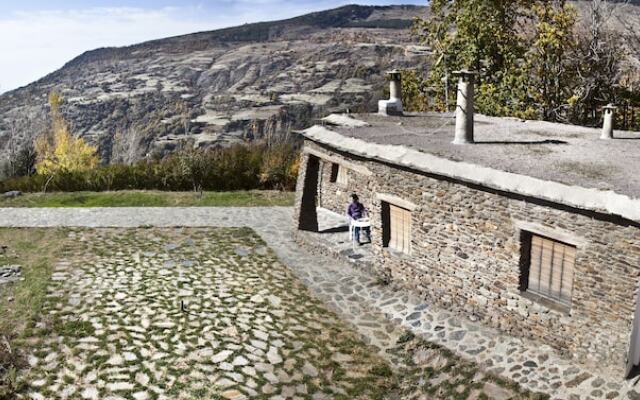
[1,207,639,399]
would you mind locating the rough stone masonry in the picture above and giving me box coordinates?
[294,139,640,377]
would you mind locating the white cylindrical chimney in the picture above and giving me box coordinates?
[389,70,401,101]
[378,69,403,116]
[452,70,476,145]
[601,104,616,140]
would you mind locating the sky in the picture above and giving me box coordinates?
[0,0,425,94]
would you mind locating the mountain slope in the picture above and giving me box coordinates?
[0,4,429,167]
[3,1,639,170]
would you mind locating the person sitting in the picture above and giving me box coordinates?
[346,194,371,244]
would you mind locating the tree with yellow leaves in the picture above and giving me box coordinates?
[35,91,98,179]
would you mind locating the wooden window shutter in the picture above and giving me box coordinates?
[336,165,348,186]
[527,234,576,305]
[389,204,411,254]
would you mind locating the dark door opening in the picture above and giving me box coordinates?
[298,155,320,232]
[627,287,640,378]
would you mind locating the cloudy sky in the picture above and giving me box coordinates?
[0,1,425,94]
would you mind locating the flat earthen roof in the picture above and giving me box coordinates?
[301,113,640,223]
[321,112,640,198]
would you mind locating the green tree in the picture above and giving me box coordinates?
[525,0,578,121]
[412,0,529,114]
[407,0,607,122]
[400,69,431,112]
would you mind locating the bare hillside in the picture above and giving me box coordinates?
[0,5,429,165]
[1,2,639,168]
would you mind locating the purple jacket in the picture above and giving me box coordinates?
[347,201,366,220]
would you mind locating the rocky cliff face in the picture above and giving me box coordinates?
[0,5,430,166]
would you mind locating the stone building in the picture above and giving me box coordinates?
[293,72,640,377]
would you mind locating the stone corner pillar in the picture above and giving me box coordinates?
[378,69,404,116]
[452,70,477,145]
[601,104,617,140]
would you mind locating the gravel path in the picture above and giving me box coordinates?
[2,207,638,400]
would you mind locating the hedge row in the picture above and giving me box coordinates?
[0,144,300,193]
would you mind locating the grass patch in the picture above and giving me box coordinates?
[369,363,394,377]
[0,229,70,336]
[0,190,294,208]
[391,330,550,400]
[51,319,95,338]
[0,228,70,398]
[0,341,26,399]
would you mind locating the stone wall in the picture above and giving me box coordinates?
[317,160,354,215]
[295,139,640,376]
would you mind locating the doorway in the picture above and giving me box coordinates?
[298,154,320,232]
[626,287,640,377]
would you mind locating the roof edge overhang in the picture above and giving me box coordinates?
[301,125,640,225]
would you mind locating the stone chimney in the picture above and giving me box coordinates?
[452,70,477,145]
[378,70,403,116]
[601,104,616,140]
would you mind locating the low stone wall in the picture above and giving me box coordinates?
[295,139,640,376]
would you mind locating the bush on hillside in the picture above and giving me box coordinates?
[0,144,300,193]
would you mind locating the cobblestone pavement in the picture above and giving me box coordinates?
[1,207,639,399]
[21,227,396,399]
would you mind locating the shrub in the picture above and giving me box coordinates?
[0,337,26,398]
[0,143,301,193]
[259,143,300,191]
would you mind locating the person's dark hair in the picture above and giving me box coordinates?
[351,194,359,202]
